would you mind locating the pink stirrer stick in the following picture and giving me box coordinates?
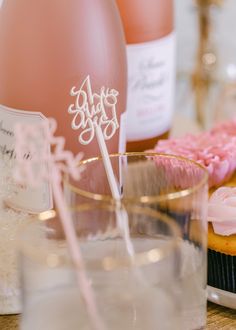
[14,118,105,330]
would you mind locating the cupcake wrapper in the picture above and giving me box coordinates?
[208,249,236,293]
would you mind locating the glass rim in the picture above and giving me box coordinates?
[64,152,209,204]
[18,203,180,271]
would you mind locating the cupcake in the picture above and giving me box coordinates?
[153,118,236,295]
[208,186,236,293]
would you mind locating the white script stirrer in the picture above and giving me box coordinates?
[68,75,135,257]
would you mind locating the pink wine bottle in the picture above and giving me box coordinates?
[0,0,127,212]
[116,0,175,152]
[0,0,127,158]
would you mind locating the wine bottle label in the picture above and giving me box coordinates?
[126,32,175,141]
[0,104,53,213]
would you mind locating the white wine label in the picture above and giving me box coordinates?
[0,104,53,213]
[126,32,175,141]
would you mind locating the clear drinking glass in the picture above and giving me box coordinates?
[64,152,209,330]
[18,204,181,330]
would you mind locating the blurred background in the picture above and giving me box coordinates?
[175,0,236,135]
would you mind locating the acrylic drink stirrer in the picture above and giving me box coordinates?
[68,75,135,256]
[14,118,105,330]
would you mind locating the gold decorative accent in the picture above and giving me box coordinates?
[64,152,208,204]
[192,0,223,128]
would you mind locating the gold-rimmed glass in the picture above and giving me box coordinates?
[18,203,182,330]
[64,152,209,330]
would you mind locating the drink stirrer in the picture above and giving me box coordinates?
[13,118,106,330]
[68,75,135,257]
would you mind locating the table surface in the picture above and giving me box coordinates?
[0,303,235,330]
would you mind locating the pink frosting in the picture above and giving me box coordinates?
[152,118,236,236]
[208,187,236,235]
[154,132,236,188]
[149,155,207,190]
[211,118,236,137]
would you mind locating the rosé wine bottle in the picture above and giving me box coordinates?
[116,0,175,152]
[0,0,127,213]
[0,0,127,158]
